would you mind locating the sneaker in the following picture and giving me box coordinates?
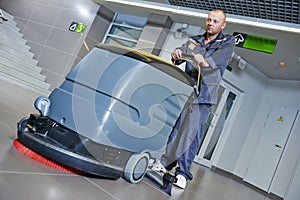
[151,160,167,173]
[173,174,187,189]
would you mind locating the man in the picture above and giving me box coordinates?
[152,9,235,189]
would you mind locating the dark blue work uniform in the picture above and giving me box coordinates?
[161,32,235,180]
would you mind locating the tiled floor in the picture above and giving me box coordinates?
[0,78,272,200]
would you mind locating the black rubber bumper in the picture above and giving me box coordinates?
[16,116,133,180]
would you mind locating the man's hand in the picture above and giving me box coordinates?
[192,53,209,67]
[171,49,183,60]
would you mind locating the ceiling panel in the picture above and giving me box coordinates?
[168,0,300,25]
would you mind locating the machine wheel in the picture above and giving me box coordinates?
[124,153,149,184]
[17,117,29,132]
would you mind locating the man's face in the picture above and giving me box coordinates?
[205,11,226,36]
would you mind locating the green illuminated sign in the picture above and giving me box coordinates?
[69,22,87,34]
[234,32,277,54]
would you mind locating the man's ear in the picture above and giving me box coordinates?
[221,22,227,30]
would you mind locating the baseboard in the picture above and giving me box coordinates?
[210,166,283,200]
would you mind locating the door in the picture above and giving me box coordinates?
[194,81,239,167]
[244,105,299,192]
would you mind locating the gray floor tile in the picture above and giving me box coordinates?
[0,173,117,200]
[0,79,274,200]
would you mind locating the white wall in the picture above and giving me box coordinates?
[270,109,300,198]
[264,80,300,108]
[234,79,300,197]
[285,154,300,200]
[213,61,268,172]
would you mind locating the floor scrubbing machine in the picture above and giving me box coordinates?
[15,44,198,186]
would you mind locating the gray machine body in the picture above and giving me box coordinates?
[47,45,195,159]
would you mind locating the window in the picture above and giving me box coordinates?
[103,14,147,48]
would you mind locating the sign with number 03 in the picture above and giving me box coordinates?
[69,22,86,34]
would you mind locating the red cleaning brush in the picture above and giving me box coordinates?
[13,139,85,175]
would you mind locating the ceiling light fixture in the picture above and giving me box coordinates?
[78,5,90,17]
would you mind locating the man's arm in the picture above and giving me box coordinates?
[203,36,235,71]
[171,37,202,65]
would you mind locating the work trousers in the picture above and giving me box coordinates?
[161,102,211,180]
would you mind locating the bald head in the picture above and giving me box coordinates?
[205,9,227,37]
[209,9,226,23]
